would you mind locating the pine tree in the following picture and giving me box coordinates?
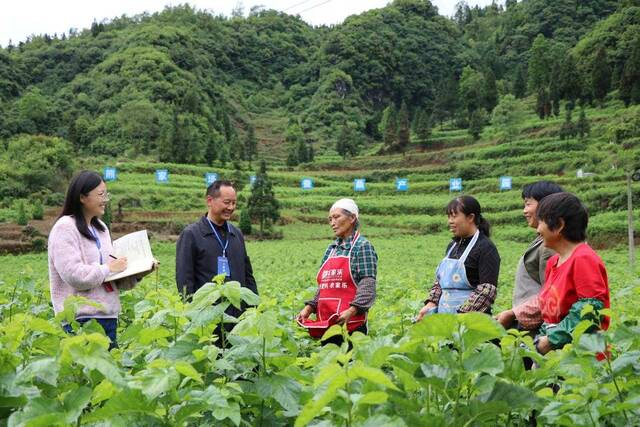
[379,104,398,150]
[231,161,245,192]
[307,142,315,163]
[396,101,410,153]
[16,201,28,226]
[31,200,44,220]
[620,36,640,106]
[239,209,252,235]
[433,76,460,124]
[592,47,611,105]
[528,35,550,93]
[243,124,257,168]
[468,109,485,141]
[559,53,582,110]
[336,125,360,159]
[576,108,591,140]
[536,87,551,119]
[284,122,306,166]
[295,139,308,163]
[483,69,498,112]
[513,65,527,99]
[559,108,577,140]
[413,108,432,149]
[550,61,562,117]
[159,110,179,162]
[286,148,299,167]
[247,160,280,235]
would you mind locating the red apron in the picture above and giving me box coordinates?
[299,232,367,338]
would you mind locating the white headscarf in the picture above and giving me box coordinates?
[330,198,359,219]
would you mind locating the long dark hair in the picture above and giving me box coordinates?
[446,195,491,237]
[59,170,106,241]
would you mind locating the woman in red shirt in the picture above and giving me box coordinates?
[532,192,610,354]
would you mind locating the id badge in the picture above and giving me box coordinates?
[217,256,230,277]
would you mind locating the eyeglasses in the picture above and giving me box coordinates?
[96,192,111,201]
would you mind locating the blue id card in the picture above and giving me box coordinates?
[217,256,230,277]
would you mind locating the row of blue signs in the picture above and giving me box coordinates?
[103,167,513,192]
[103,168,257,186]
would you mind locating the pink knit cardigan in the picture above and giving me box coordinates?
[48,215,136,319]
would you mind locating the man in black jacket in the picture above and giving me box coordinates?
[176,180,258,344]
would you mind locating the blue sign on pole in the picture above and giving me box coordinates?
[396,178,409,192]
[205,173,218,186]
[500,176,512,191]
[156,169,169,183]
[301,178,314,190]
[449,178,462,192]
[354,179,366,192]
[103,167,117,182]
[249,175,257,186]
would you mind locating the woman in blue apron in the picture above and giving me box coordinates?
[416,195,500,320]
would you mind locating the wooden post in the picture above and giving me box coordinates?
[627,172,635,273]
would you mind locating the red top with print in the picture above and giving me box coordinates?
[539,243,610,329]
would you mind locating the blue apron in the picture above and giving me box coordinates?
[433,230,479,314]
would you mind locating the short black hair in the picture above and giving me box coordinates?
[536,192,588,243]
[206,180,235,198]
[59,170,106,241]
[521,181,564,202]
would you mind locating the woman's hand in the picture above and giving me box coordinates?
[133,258,160,282]
[536,336,553,354]
[415,302,437,322]
[297,305,314,322]
[337,306,358,325]
[107,256,127,273]
[495,309,516,329]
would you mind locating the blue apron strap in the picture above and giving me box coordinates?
[445,241,457,258]
[458,230,480,264]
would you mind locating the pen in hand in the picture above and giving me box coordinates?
[107,254,127,273]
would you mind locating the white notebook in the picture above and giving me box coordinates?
[105,230,154,282]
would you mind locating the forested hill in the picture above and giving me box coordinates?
[0,0,639,166]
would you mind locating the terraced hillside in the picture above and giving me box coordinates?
[56,99,635,249]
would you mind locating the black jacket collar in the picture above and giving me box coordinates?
[197,215,236,237]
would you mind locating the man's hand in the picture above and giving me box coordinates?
[495,309,516,329]
[415,302,437,322]
[297,305,314,322]
[337,306,358,325]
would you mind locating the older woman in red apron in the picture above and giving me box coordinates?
[297,198,378,343]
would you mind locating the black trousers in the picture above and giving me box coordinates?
[63,318,118,350]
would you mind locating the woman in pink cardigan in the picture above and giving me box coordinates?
[48,170,154,349]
